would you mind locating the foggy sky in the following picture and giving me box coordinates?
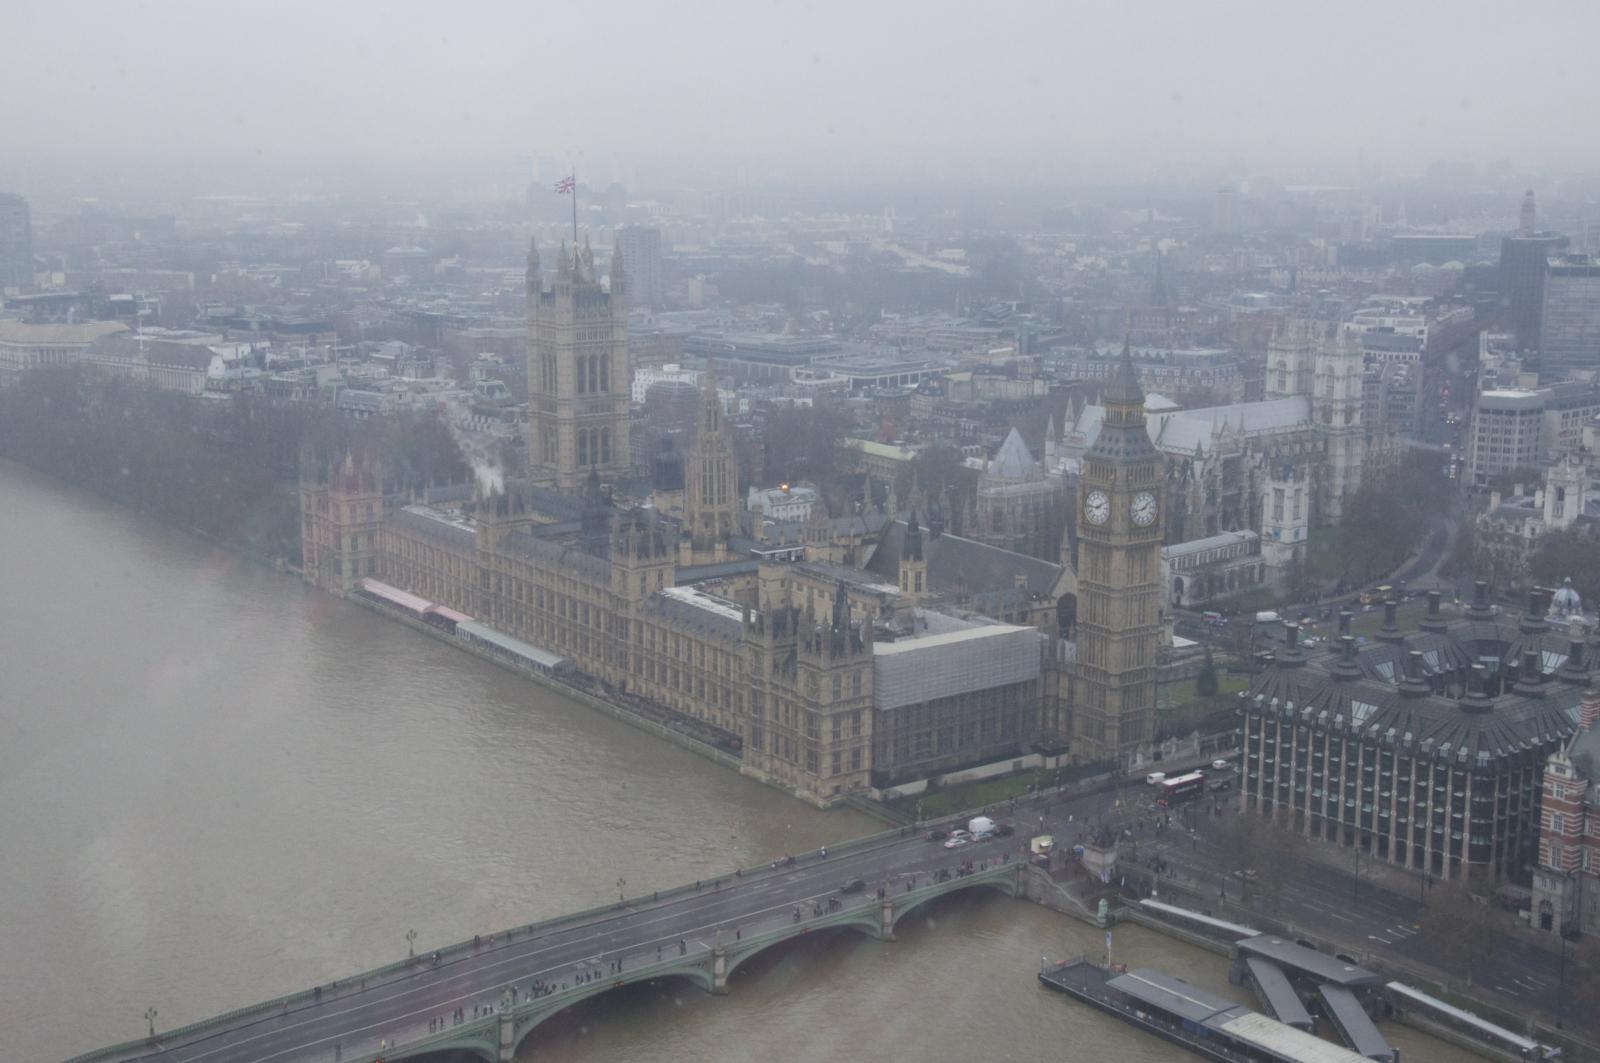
[7,0,1600,187]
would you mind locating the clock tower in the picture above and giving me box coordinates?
[1074,342,1164,762]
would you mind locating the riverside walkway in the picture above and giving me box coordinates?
[70,827,1022,1063]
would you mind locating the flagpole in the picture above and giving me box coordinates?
[571,167,578,245]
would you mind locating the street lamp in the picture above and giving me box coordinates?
[406,928,417,959]
[145,1007,158,1039]
[617,877,627,902]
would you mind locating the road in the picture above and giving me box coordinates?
[1116,793,1587,1031]
[85,776,1149,1063]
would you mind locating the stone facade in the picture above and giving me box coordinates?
[1531,695,1600,937]
[1072,346,1164,761]
[296,245,1069,805]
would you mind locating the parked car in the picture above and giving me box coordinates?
[943,835,970,850]
[925,828,949,842]
[1211,759,1232,771]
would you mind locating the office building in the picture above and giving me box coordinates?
[0,192,31,291]
[615,226,663,308]
[1466,381,1600,485]
[1540,254,1600,375]
[1239,588,1591,883]
[1501,231,1568,353]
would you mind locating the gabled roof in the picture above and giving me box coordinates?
[868,519,1061,599]
[985,427,1041,483]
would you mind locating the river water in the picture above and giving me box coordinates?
[0,461,1449,1062]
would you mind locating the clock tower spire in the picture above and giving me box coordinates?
[1073,339,1163,763]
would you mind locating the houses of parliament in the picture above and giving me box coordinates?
[300,238,1164,805]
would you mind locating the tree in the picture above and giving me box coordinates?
[1530,527,1600,604]
[1331,449,1453,583]
[1566,935,1600,1026]
[1417,881,1513,988]
[1197,646,1219,698]
[1203,809,1306,914]
[1438,515,1483,583]
[759,399,858,492]
[904,444,973,511]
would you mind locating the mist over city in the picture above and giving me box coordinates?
[5,4,1600,1063]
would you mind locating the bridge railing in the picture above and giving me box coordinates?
[65,793,1053,1061]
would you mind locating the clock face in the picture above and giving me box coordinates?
[1084,490,1110,525]
[1131,491,1158,527]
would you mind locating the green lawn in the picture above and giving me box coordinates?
[1158,671,1250,730]
[1347,600,1428,636]
[888,760,1113,820]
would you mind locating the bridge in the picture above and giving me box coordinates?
[69,829,1024,1063]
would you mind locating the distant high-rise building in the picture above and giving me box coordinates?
[615,226,663,307]
[0,193,33,291]
[1501,230,1568,352]
[1212,185,1237,236]
[1520,188,1538,235]
[1540,254,1600,375]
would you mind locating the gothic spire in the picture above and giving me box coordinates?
[1103,335,1144,407]
[905,509,923,561]
[699,359,721,435]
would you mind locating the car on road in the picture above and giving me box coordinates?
[1211,759,1232,771]
[838,878,866,894]
[943,835,970,850]
[925,828,949,842]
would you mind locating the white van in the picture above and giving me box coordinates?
[1146,771,1166,786]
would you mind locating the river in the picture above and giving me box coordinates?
[0,461,1450,1062]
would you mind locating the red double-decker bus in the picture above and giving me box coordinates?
[1157,771,1205,806]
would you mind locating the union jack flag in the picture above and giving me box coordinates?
[554,176,575,194]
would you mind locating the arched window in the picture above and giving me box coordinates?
[577,429,589,466]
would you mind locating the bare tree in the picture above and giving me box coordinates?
[1417,881,1513,988]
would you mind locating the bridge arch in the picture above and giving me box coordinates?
[891,871,1018,930]
[721,912,884,983]
[511,968,714,1057]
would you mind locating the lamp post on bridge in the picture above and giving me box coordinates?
[145,1007,158,1040]
[406,928,417,959]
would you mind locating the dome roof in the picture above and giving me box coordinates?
[1551,577,1582,616]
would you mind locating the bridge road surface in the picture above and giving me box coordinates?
[94,827,1034,1063]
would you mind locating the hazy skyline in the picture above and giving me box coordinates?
[6,0,1600,192]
